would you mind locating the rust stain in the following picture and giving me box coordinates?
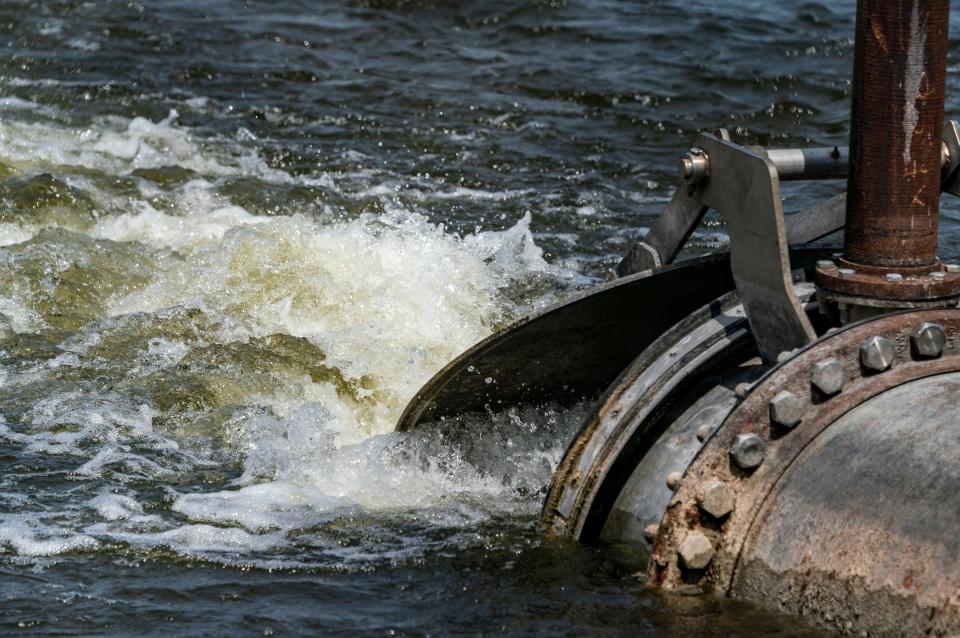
[872,20,889,53]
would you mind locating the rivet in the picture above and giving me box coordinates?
[644,523,659,543]
[734,382,751,399]
[666,471,683,491]
[730,433,765,469]
[911,322,946,358]
[859,335,896,371]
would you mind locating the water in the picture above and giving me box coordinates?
[2,1,959,635]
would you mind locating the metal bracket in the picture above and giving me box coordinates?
[690,133,817,363]
[943,120,960,197]
[619,120,960,278]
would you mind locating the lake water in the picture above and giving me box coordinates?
[1,1,958,635]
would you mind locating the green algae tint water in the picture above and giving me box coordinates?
[1,0,953,634]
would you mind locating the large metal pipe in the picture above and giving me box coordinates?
[844,0,949,269]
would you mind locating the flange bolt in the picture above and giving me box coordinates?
[730,433,765,469]
[698,480,736,519]
[677,531,715,570]
[859,335,896,371]
[769,390,805,428]
[811,357,847,395]
[911,322,946,358]
[884,273,903,283]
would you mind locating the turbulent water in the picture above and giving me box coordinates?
[2,1,960,635]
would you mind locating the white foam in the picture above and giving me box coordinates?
[0,518,98,556]
[110,212,512,435]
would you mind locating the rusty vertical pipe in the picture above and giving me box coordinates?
[844,0,949,269]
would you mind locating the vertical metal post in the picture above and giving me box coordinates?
[816,0,960,308]
[845,0,948,269]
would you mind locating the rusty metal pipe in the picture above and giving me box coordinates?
[844,0,949,268]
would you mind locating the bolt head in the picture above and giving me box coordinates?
[838,268,856,277]
[816,259,836,270]
[931,271,947,281]
[859,335,896,371]
[677,531,715,570]
[730,433,765,469]
[769,390,805,428]
[884,272,903,283]
[811,357,847,395]
[679,157,694,180]
[911,322,946,357]
[946,263,960,273]
[698,480,736,519]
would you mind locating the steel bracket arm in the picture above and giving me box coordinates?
[688,132,817,364]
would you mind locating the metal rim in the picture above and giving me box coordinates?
[648,307,960,593]
[540,285,818,541]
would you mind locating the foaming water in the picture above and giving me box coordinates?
[0,0,909,634]
[0,102,583,574]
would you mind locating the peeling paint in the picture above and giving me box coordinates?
[903,0,926,165]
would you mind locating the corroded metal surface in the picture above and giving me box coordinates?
[646,308,960,635]
[817,0,960,304]
[539,285,822,543]
[734,373,960,636]
[397,249,832,431]
[845,0,948,269]
[539,289,761,541]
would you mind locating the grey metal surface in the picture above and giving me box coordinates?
[943,120,960,197]
[614,184,707,277]
[642,307,960,635]
[541,288,761,542]
[398,248,833,431]
[734,372,960,635]
[783,193,846,245]
[763,146,847,181]
[693,133,817,363]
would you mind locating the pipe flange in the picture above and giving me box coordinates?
[815,257,960,303]
[649,308,960,591]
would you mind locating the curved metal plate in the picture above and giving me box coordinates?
[735,372,960,635]
[396,248,833,431]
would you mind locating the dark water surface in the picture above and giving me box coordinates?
[1,1,958,635]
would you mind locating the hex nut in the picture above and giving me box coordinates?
[811,357,847,395]
[911,322,946,358]
[769,390,805,428]
[698,480,736,519]
[859,335,896,371]
[730,433,765,469]
[666,471,683,491]
[678,531,715,570]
